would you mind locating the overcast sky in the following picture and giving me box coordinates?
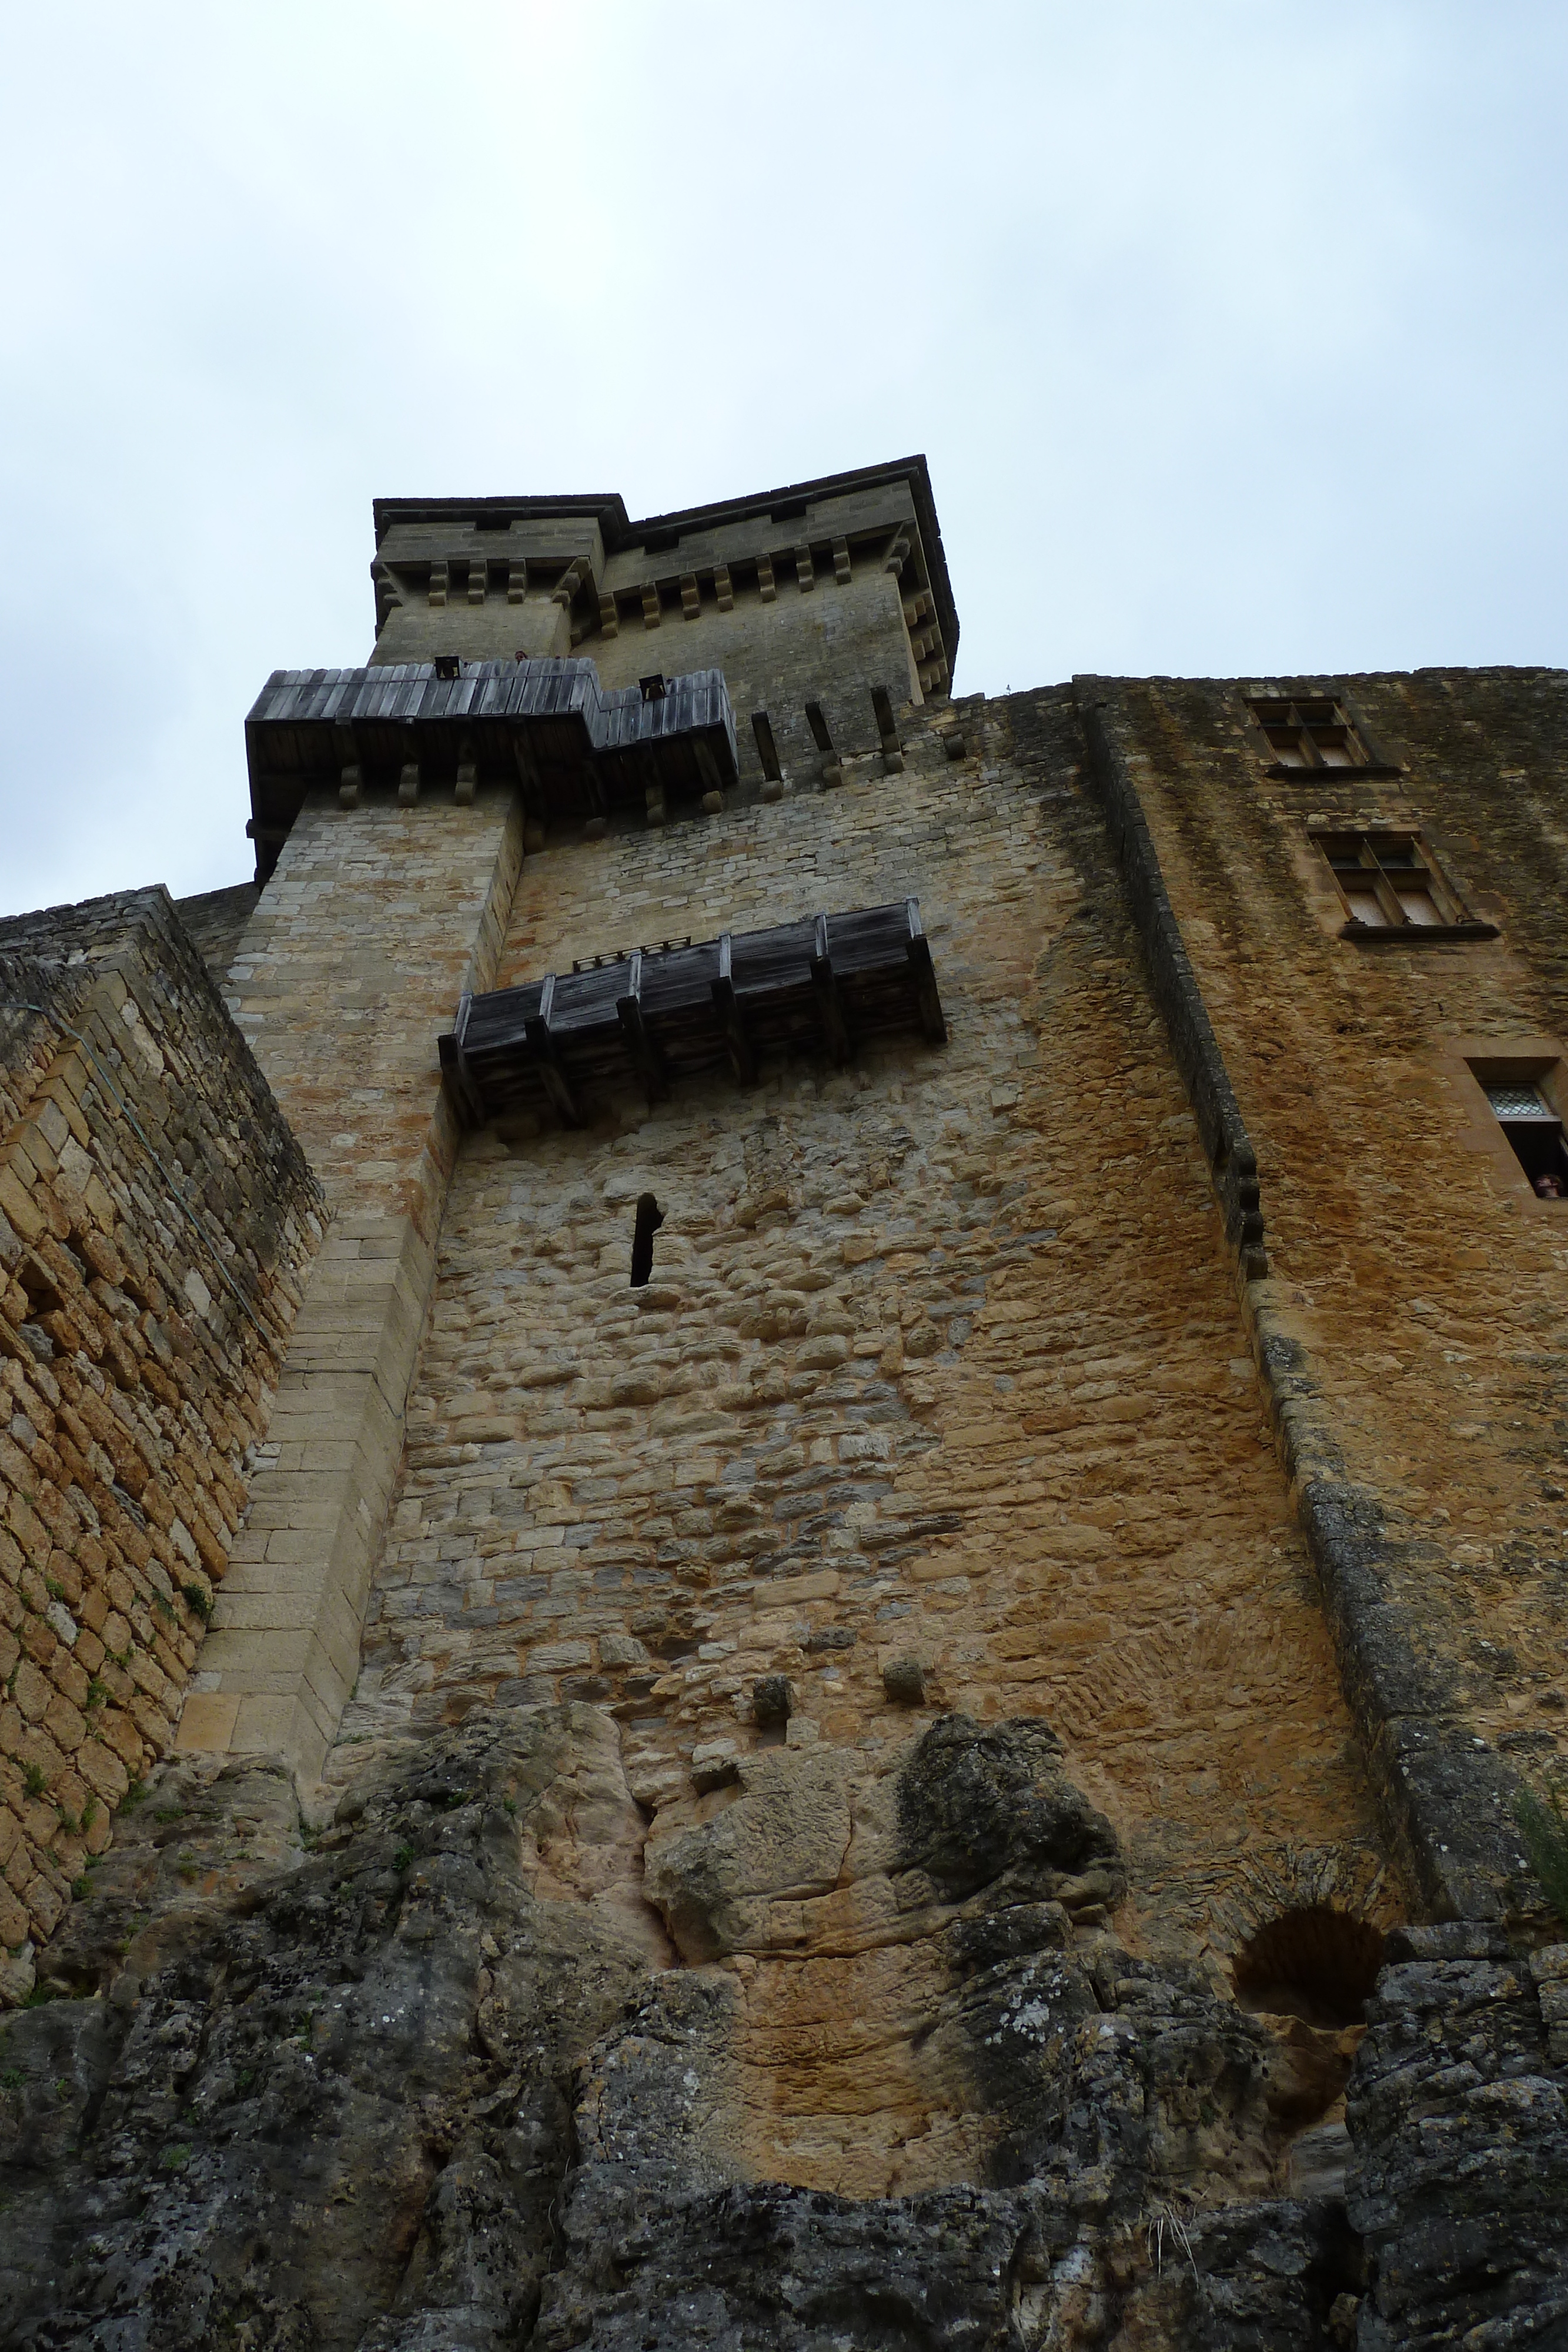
[2,2,1564,918]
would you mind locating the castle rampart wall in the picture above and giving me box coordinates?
[0,889,319,1967]
[332,694,1388,2193]
[1081,670,1568,1924]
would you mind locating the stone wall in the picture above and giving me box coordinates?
[170,882,260,982]
[335,691,1392,2201]
[587,559,922,796]
[0,888,319,1976]
[175,791,524,1779]
[1081,671,1568,1927]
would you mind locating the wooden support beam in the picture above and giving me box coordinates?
[525,974,581,1125]
[871,684,904,774]
[810,914,852,1065]
[904,899,948,1044]
[440,990,486,1127]
[694,739,723,801]
[711,933,756,1085]
[617,951,668,1103]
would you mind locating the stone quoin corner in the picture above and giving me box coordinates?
[2,456,1567,2346]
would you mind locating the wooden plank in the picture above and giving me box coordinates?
[711,933,757,1085]
[810,912,852,1065]
[904,898,948,1044]
[617,950,668,1103]
[524,974,581,1126]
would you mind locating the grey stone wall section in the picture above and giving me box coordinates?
[170,883,260,983]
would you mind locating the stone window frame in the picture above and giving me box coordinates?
[1243,686,1402,779]
[1306,823,1498,944]
[1442,1034,1568,1213]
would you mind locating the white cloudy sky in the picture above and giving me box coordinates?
[2,2,1564,917]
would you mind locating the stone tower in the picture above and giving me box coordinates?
[2,457,1567,2346]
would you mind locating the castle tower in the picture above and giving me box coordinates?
[2,460,1566,2344]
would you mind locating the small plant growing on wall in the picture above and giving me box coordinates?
[1517,1777,1568,1927]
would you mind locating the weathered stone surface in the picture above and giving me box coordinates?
[0,1707,1382,2350]
[345,693,1390,2001]
[10,459,1568,2344]
[0,887,320,1966]
[1347,1946,1568,2346]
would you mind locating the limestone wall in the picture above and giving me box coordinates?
[343,696,1388,2036]
[0,889,319,1964]
[177,791,524,1778]
[1083,672,1568,1922]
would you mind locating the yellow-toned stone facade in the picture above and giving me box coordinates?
[181,794,523,1778]
[1088,671,1568,1899]
[342,695,1388,2067]
[0,891,317,1966]
[6,470,1568,2348]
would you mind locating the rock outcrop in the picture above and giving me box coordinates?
[0,1709,1439,2348]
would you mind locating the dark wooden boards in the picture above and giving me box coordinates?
[437,899,948,1127]
[245,656,740,871]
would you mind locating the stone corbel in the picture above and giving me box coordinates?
[373,564,402,627]
[551,557,587,610]
[454,732,479,807]
[335,721,362,808]
[757,554,776,604]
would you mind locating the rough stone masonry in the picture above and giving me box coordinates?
[1,456,1566,2348]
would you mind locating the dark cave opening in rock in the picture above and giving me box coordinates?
[1232,1906,1386,2029]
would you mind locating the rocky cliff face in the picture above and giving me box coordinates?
[0,1710,1563,2348]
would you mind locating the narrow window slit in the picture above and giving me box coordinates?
[630,1192,664,1286]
